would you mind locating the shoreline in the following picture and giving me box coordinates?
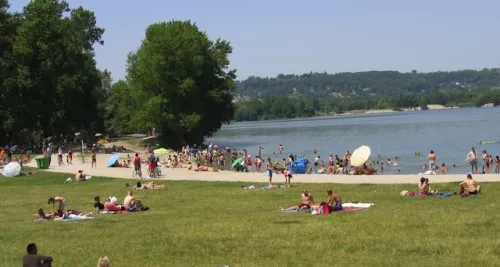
[25,154,500,185]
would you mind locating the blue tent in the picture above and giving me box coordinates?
[293,157,306,174]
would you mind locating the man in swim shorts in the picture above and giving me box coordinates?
[467,147,478,174]
[459,174,481,195]
[266,158,273,186]
[428,150,436,171]
[325,188,343,211]
[281,189,314,211]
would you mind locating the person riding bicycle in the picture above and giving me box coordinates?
[148,151,157,173]
[134,153,141,172]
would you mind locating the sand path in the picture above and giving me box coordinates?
[25,153,500,184]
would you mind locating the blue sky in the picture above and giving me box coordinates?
[10,0,500,82]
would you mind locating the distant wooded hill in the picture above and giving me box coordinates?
[234,69,500,99]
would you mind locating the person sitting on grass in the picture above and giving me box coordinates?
[459,174,481,195]
[48,196,67,213]
[94,196,105,211]
[280,188,314,212]
[418,177,429,196]
[75,170,87,181]
[424,178,439,194]
[123,191,149,211]
[325,188,343,211]
[23,243,53,267]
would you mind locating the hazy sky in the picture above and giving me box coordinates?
[10,0,500,82]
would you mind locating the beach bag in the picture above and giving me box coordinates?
[311,206,322,215]
[321,204,330,215]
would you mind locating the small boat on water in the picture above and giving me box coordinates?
[479,141,498,145]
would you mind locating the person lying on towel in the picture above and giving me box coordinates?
[280,188,314,212]
[33,208,63,221]
[104,197,125,212]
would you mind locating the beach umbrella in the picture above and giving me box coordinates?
[154,148,169,154]
[231,157,244,169]
[2,162,21,177]
[95,133,103,137]
[74,132,81,136]
[106,154,120,167]
[350,145,371,167]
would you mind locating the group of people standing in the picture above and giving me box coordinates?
[466,147,499,174]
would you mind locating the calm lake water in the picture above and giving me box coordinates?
[209,107,500,174]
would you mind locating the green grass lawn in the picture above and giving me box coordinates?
[1,170,499,267]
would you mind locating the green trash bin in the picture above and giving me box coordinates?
[37,157,50,169]
[35,158,42,169]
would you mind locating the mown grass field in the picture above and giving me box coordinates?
[1,170,499,267]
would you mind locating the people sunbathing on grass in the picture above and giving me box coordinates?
[140,181,167,189]
[459,174,481,195]
[75,170,87,181]
[104,197,125,212]
[48,196,67,212]
[123,190,150,211]
[281,188,314,212]
[310,188,343,213]
[34,208,93,220]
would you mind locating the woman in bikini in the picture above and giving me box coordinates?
[418,177,429,196]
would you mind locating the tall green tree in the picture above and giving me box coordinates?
[3,0,105,142]
[108,20,235,148]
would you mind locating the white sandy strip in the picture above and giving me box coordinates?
[25,154,500,185]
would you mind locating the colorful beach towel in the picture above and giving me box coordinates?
[283,208,311,213]
[100,210,128,214]
[242,185,286,190]
[34,215,94,222]
[401,191,455,197]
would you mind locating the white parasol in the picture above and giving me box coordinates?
[350,145,371,167]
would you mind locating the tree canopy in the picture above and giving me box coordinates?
[105,21,235,148]
[0,0,106,144]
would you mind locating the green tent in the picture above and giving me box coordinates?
[154,148,170,154]
[231,157,244,169]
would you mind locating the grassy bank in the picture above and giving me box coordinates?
[1,171,499,266]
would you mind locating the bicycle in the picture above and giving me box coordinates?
[132,168,142,179]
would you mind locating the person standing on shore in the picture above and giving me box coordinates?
[481,150,488,174]
[467,147,478,174]
[428,150,436,171]
[266,158,273,186]
[91,151,97,169]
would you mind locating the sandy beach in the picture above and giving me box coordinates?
[25,153,500,184]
